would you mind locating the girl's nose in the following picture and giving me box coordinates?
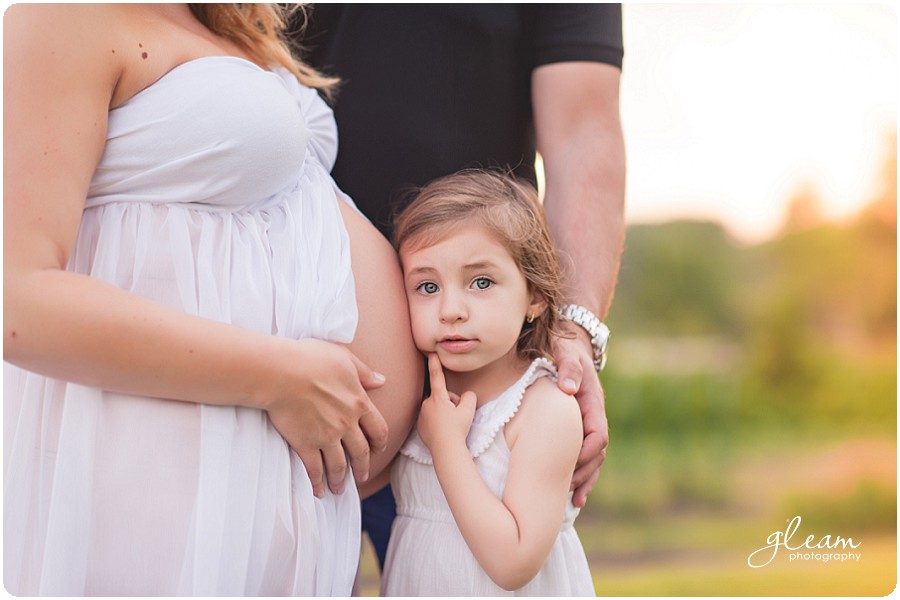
[439,290,467,323]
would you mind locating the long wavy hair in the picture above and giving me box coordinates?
[393,170,567,362]
[188,4,337,99]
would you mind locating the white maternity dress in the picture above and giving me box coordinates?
[4,57,360,596]
[381,358,596,596]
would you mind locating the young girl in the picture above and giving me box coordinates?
[381,170,595,596]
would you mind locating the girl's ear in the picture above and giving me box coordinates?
[527,291,548,322]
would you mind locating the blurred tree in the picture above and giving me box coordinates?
[608,128,896,430]
[739,128,897,427]
[862,130,897,228]
[608,220,742,337]
[855,131,897,346]
[782,181,825,233]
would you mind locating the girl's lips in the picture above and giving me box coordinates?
[438,338,478,353]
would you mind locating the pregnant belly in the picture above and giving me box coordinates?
[338,199,424,494]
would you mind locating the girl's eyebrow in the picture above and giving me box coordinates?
[462,260,500,271]
[404,260,499,279]
[405,265,437,278]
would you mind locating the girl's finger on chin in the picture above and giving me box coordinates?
[428,353,448,395]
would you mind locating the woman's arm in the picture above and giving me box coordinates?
[3,4,387,498]
[418,355,582,590]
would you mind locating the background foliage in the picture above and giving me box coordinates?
[586,133,897,595]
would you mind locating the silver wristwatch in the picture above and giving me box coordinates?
[558,304,610,371]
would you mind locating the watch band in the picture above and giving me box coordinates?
[558,304,610,371]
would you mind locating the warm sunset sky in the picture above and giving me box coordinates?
[620,3,897,243]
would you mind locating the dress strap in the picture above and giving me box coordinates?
[399,358,558,464]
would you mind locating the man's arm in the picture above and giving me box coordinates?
[532,61,626,506]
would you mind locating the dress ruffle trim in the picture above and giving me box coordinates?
[399,358,558,465]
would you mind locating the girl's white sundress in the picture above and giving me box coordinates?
[4,57,360,596]
[381,358,595,596]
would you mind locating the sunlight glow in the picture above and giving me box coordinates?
[620,4,897,243]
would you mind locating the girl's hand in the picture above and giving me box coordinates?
[416,353,476,453]
[263,338,389,497]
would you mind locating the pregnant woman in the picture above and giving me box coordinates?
[3,4,421,595]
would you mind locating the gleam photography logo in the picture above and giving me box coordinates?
[747,516,862,568]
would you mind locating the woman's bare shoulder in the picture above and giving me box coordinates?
[5,4,128,48]
[5,4,126,91]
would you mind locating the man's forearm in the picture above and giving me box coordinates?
[542,122,625,319]
[533,61,626,320]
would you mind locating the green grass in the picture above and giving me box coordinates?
[583,430,896,596]
[584,511,895,596]
[593,535,896,596]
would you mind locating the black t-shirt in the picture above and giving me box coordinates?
[301,4,624,237]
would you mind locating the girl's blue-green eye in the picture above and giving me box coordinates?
[417,281,439,295]
[472,277,493,290]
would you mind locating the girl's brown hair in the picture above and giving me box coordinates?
[393,170,566,361]
[189,4,338,99]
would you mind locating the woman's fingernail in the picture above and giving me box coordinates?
[373,372,386,384]
[563,378,578,392]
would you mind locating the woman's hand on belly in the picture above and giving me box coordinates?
[262,338,390,498]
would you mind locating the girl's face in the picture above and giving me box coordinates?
[399,222,546,375]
